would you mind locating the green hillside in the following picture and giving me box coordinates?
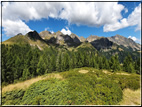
[2,34,48,50]
[2,67,140,105]
[1,31,141,105]
[3,35,29,45]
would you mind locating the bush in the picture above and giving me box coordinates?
[109,74,140,90]
[2,68,140,105]
[21,69,123,105]
[2,89,25,105]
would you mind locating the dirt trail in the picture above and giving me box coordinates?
[102,70,130,75]
[119,88,141,105]
[78,70,89,74]
[102,70,112,75]
[116,72,130,75]
[2,73,62,93]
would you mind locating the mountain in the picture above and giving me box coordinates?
[86,35,100,42]
[39,31,81,47]
[90,37,114,51]
[70,33,81,44]
[79,36,87,42]
[2,30,140,52]
[39,30,53,40]
[3,31,48,50]
[107,35,140,51]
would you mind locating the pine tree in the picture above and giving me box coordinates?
[109,55,120,72]
[56,52,62,72]
[36,56,46,75]
[22,68,31,80]
[123,54,135,73]
[134,58,140,74]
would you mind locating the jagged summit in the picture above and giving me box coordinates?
[2,30,140,51]
[39,30,53,40]
[107,34,140,51]
[87,35,100,42]
[26,30,43,41]
[55,31,63,37]
[70,33,80,44]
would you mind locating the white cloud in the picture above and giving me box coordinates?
[127,3,141,31]
[104,3,141,32]
[2,19,32,36]
[45,27,50,31]
[61,27,71,35]
[2,2,141,37]
[124,8,128,13]
[50,30,54,34]
[128,36,141,43]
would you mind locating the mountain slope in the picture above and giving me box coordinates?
[2,30,140,52]
[107,35,140,51]
[3,31,48,50]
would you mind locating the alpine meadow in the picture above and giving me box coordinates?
[1,1,141,106]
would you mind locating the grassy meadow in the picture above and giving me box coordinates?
[2,67,141,105]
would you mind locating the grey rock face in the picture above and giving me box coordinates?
[87,35,99,42]
[26,30,43,41]
[70,33,81,44]
[79,36,87,42]
[17,33,23,35]
[90,38,113,50]
[107,35,140,51]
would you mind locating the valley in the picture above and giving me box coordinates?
[1,30,141,105]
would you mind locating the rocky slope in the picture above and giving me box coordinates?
[2,30,140,52]
[107,35,140,51]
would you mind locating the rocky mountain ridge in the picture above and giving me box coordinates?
[3,30,141,52]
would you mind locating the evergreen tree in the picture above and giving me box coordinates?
[56,52,62,72]
[22,68,31,80]
[36,56,46,75]
[109,55,120,72]
[134,58,140,74]
[123,54,135,73]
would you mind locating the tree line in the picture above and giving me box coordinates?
[1,44,140,86]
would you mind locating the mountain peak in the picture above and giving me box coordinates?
[16,33,23,36]
[108,34,140,51]
[87,35,99,42]
[70,33,80,44]
[39,30,52,39]
[26,30,42,41]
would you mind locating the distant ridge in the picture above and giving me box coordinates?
[2,30,140,51]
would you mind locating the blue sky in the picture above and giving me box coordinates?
[2,2,141,43]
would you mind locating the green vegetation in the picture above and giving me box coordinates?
[1,43,140,105]
[2,68,140,105]
[1,44,140,86]
[2,89,25,105]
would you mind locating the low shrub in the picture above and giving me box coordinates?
[2,89,25,105]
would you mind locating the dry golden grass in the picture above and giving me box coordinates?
[102,70,112,75]
[2,42,13,45]
[119,88,141,105]
[102,70,130,76]
[2,73,63,93]
[44,73,63,80]
[78,70,89,74]
[118,48,124,51]
[116,72,130,75]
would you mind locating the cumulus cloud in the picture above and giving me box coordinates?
[61,27,71,35]
[2,2,141,37]
[128,36,141,43]
[127,3,141,31]
[45,27,50,31]
[124,8,128,13]
[104,3,141,32]
[50,31,54,34]
[2,19,32,36]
